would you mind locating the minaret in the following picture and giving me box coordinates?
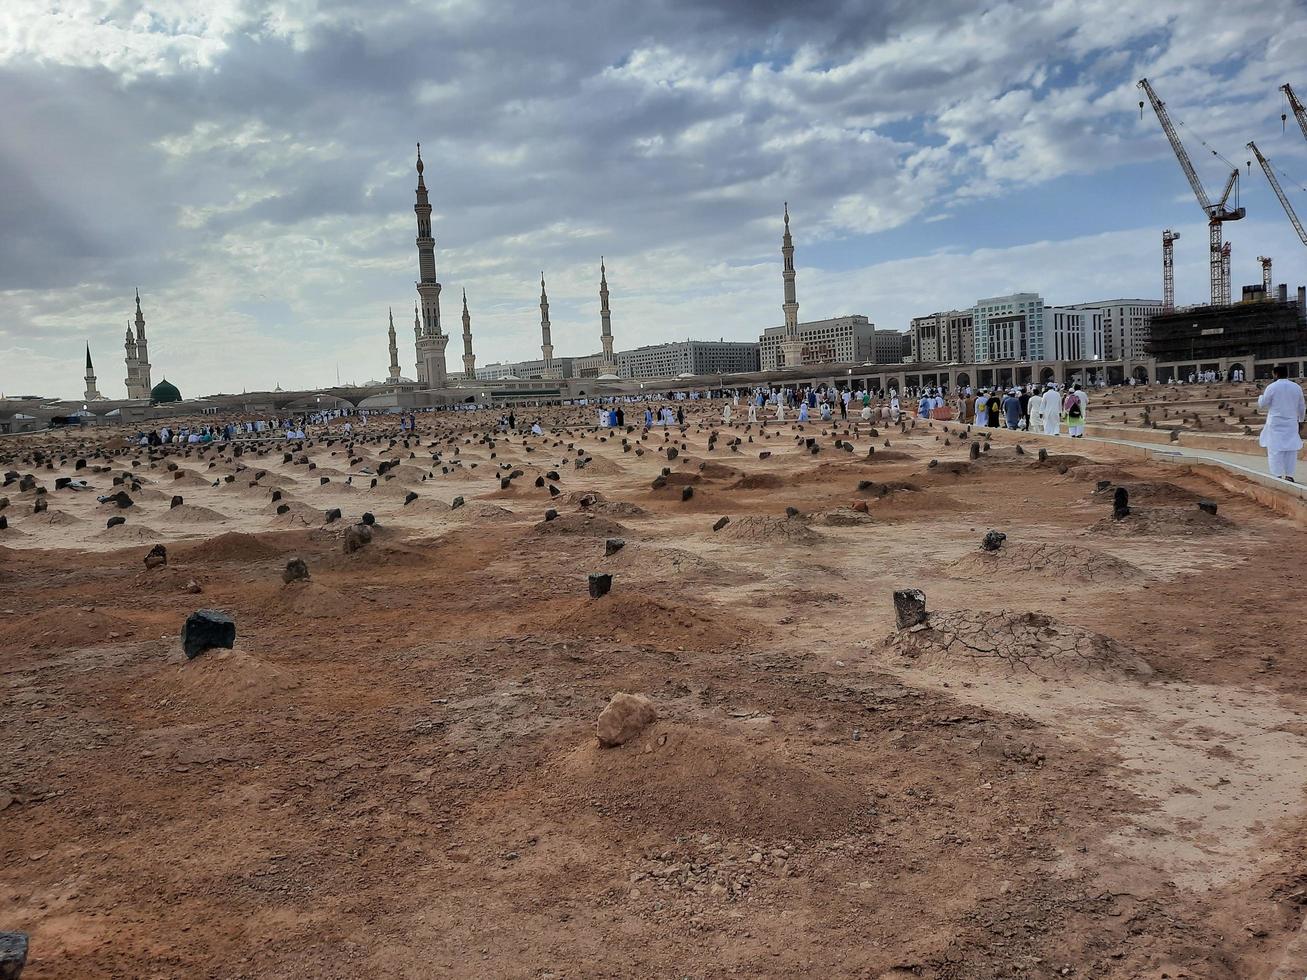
[84,344,102,402]
[413,304,423,382]
[779,203,804,368]
[411,143,448,388]
[539,272,554,370]
[387,308,401,381]
[461,288,475,380]
[124,321,141,398]
[133,289,152,392]
[599,257,615,370]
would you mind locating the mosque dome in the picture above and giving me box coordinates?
[597,373,621,380]
[150,379,182,403]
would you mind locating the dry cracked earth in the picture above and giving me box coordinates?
[2,391,1307,978]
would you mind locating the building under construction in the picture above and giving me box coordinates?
[1147,286,1307,362]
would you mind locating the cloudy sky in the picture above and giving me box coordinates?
[2,0,1306,399]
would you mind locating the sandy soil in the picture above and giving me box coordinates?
[3,389,1307,979]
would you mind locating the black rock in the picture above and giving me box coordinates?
[144,544,168,568]
[759,451,771,460]
[681,486,694,501]
[450,497,464,510]
[32,497,46,514]
[588,573,613,599]
[893,589,927,630]
[1038,448,1048,462]
[1113,486,1130,520]
[969,442,980,461]
[106,516,126,528]
[712,516,730,532]
[500,477,512,490]
[109,490,133,508]
[270,490,282,503]
[785,506,799,519]
[171,495,184,509]
[544,509,559,522]
[535,475,545,488]
[404,491,418,505]
[320,476,330,485]
[1198,500,1218,515]
[283,558,310,584]
[0,932,29,980]
[604,537,625,556]
[548,484,561,498]
[981,530,1007,552]
[0,516,7,531]
[546,470,560,481]
[651,475,667,490]
[181,609,237,659]
[1096,480,1112,492]
[325,508,342,523]
[54,477,71,490]
[361,512,376,525]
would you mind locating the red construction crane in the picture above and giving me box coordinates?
[1258,255,1273,295]
[1247,140,1307,247]
[1162,230,1180,312]
[1283,83,1307,142]
[1138,77,1245,307]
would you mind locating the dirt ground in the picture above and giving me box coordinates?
[3,389,1307,979]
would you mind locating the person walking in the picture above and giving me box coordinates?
[1257,365,1306,482]
[1069,384,1087,438]
[1041,384,1062,436]
[1002,389,1022,430]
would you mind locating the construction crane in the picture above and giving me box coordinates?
[1258,255,1273,296]
[1162,230,1181,312]
[1221,242,1232,306]
[1247,141,1307,247]
[1138,77,1245,307]
[1283,83,1307,142]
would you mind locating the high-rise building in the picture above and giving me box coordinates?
[1045,306,1104,361]
[974,293,1046,361]
[1066,300,1162,359]
[760,316,876,370]
[411,144,449,387]
[910,313,947,362]
[872,329,908,364]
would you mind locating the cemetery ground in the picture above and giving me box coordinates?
[2,390,1307,978]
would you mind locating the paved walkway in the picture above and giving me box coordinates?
[1078,432,1307,500]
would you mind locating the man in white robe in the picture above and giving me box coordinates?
[1041,385,1062,436]
[1257,366,1306,481]
[747,402,757,423]
[1027,388,1045,434]
[723,403,732,425]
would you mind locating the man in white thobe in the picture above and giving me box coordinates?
[1257,366,1306,481]
[1041,385,1062,436]
[1028,389,1045,434]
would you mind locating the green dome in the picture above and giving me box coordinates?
[150,378,182,403]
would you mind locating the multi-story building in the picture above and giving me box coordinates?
[1045,306,1104,362]
[909,310,976,363]
[475,357,576,381]
[760,315,876,370]
[909,313,947,362]
[1066,299,1162,360]
[618,340,761,379]
[946,310,976,363]
[974,293,1046,361]
[572,352,614,379]
[873,329,909,364]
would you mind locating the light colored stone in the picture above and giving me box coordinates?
[596,692,657,748]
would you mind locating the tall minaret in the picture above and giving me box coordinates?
[84,344,102,402]
[387,308,401,381]
[133,289,152,392]
[539,272,554,368]
[413,304,423,382]
[779,203,804,368]
[599,257,615,370]
[124,321,141,398]
[460,288,475,380]
[411,143,448,388]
